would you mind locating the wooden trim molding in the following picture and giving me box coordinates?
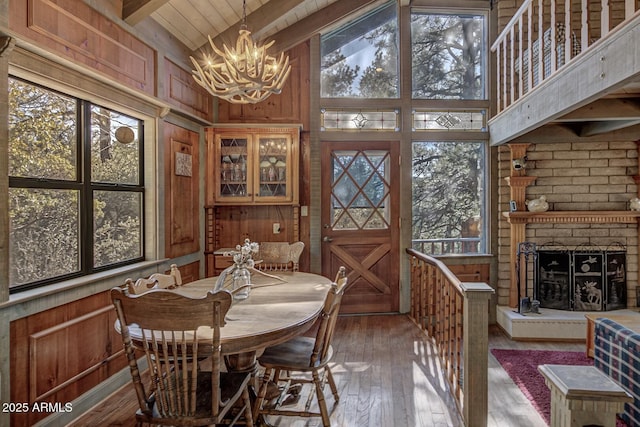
[503,211,640,224]
[28,305,117,402]
[0,36,15,57]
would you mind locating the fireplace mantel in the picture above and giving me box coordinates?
[503,211,640,224]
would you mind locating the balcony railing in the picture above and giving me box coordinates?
[412,237,482,255]
[406,248,494,427]
[491,0,640,113]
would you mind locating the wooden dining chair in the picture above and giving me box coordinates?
[149,263,183,288]
[126,264,182,295]
[110,287,254,427]
[253,266,347,427]
[255,241,305,272]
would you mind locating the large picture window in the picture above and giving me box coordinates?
[411,11,486,100]
[320,1,398,98]
[412,141,486,255]
[8,78,144,292]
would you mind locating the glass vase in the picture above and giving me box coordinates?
[232,266,251,300]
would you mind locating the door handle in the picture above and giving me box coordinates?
[323,236,333,242]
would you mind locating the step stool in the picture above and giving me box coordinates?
[538,364,633,427]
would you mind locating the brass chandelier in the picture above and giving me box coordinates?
[190,0,291,104]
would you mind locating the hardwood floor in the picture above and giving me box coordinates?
[67,314,585,427]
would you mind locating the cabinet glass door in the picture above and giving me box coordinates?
[257,136,289,198]
[218,137,249,199]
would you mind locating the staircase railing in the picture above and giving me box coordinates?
[406,248,494,427]
[491,0,640,113]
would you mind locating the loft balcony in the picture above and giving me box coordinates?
[489,0,640,146]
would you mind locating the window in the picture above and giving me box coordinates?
[320,1,398,98]
[8,78,144,292]
[411,11,486,99]
[319,4,490,256]
[321,109,399,131]
[412,141,486,255]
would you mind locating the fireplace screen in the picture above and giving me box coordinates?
[537,250,571,310]
[535,248,626,311]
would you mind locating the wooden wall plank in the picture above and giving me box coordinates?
[9,0,156,95]
[163,123,200,258]
[10,292,127,426]
[164,57,214,122]
[217,41,310,129]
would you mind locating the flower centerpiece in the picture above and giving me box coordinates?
[214,239,259,300]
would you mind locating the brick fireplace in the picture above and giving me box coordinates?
[498,142,640,311]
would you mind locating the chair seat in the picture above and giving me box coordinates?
[259,337,334,370]
[253,266,347,427]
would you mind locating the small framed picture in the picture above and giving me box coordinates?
[509,200,517,212]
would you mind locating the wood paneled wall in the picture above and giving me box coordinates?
[10,292,127,426]
[217,41,311,130]
[214,205,300,249]
[163,57,214,122]
[8,261,199,426]
[164,123,200,258]
[9,0,156,96]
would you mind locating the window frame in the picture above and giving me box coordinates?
[8,77,146,293]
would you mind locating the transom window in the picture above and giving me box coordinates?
[8,77,144,292]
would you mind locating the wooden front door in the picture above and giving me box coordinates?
[321,141,400,314]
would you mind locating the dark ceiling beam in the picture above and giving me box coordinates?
[207,0,381,53]
[123,0,171,26]
[510,122,640,143]
[579,119,640,137]
[553,98,640,122]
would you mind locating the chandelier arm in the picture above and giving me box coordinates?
[190,15,291,104]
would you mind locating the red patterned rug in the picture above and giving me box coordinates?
[491,348,628,426]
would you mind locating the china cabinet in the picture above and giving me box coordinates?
[206,126,300,205]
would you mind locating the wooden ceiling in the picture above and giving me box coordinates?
[122,0,385,53]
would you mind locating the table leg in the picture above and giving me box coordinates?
[225,352,276,426]
[225,351,260,388]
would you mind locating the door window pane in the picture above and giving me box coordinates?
[411,12,486,99]
[321,1,398,98]
[331,150,390,230]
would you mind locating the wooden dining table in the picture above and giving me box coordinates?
[121,270,332,373]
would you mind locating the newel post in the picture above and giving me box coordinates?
[461,282,494,427]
